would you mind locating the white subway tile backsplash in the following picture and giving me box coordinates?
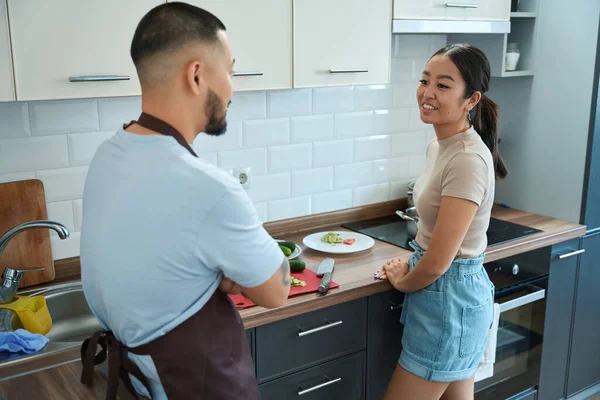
[392,131,428,157]
[267,196,311,222]
[193,122,243,153]
[393,35,432,58]
[334,111,373,139]
[218,148,267,175]
[373,109,410,135]
[36,166,89,202]
[51,231,81,260]
[354,85,394,111]
[267,89,312,117]
[334,161,373,190]
[391,58,413,83]
[291,167,334,196]
[390,180,412,200]
[353,183,391,206]
[29,99,99,135]
[198,153,218,166]
[46,201,75,236]
[414,58,430,77]
[98,97,141,131]
[0,102,31,138]
[73,199,83,231]
[312,87,354,114]
[246,173,290,203]
[355,135,391,162]
[291,115,334,143]
[373,158,411,183]
[0,172,35,184]
[394,83,418,108]
[312,189,353,214]
[267,144,312,173]
[430,35,448,53]
[228,91,267,121]
[0,136,69,174]
[410,154,427,177]
[253,202,267,223]
[243,118,290,148]
[410,108,429,130]
[68,131,114,167]
[313,139,354,167]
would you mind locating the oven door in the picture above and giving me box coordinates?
[475,276,547,400]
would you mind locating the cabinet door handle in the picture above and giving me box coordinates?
[297,320,343,337]
[232,71,264,77]
[329,68,369,74]
[69,75,130,82]
[558,249,585,259]
[298,377,342,396]
[388,301,403,311]
[445,3,479,8]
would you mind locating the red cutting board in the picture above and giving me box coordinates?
[229,269,340,309]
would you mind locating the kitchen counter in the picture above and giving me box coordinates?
[239,203,586,328]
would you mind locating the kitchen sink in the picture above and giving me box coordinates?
[0,281,102,343]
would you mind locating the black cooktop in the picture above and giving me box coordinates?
[341,216,542,251]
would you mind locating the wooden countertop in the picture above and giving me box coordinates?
[238,203,586,328]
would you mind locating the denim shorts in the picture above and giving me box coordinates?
[398,240,495,382]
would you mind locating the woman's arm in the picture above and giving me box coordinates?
[389,195,478,293]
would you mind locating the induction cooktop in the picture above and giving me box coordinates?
[341,216,542,251]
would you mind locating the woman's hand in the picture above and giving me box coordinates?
[374,259,410,291]
[219,277,243,295]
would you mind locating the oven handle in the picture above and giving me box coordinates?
[499,288,545,313]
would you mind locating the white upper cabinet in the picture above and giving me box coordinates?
[394,0,510,21]
[182,1,292,91]
[0,1,14,102]
[293,0,392,88]
[7,0,161,101]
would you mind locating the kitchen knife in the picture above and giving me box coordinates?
[316,258,335,294]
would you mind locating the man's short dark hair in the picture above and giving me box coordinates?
[130,2,226,76]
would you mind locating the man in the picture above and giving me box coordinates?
[79,3,290,399]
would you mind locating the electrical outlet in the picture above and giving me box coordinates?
[232,167,252,189]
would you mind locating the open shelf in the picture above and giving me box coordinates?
[502,70,534,77]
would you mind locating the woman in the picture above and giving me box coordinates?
[375,43,507,400]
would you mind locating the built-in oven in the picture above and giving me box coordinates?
[475,247,550,400]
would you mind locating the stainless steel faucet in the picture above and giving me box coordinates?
[0,221,70,304]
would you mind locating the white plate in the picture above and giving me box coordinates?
[276,240,303,260]
[302,231,375,254]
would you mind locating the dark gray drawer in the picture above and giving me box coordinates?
[256,298,367,382]
[259,351,365,400]
[507,388,537,400]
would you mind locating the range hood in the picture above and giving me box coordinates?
[392,19,510,34]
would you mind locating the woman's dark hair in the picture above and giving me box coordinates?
[432,44,508,179]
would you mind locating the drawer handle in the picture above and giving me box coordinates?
[558,249,585,259]
[69,75,130,82]
[298,377,342,396]
[329,68,369,74]
[232,71,264,77]
[297,320,343,337]
[445,3,479,8]
[388,301,403,311]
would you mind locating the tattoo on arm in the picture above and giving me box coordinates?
[281,258,291,286]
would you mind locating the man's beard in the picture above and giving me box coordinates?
[204,90,229,136]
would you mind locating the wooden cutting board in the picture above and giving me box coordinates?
[0,179,55,288]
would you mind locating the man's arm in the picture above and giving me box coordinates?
[242,257,291,308]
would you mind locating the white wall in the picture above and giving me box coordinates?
[493,0,600,223]
[0,34,446,260]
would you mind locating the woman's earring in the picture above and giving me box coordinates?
[467,110,472,123]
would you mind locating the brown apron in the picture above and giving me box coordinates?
[80,113,259,400]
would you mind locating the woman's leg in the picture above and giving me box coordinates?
[439,376,475,400]
[382,365,450,400]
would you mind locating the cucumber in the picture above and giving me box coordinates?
[289,260,306,272]
[279,245,292,257]
[279,241,296,252]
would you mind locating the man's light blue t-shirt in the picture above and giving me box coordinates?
[80,129,283,348]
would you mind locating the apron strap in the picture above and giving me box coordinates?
[124,112,199,158]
